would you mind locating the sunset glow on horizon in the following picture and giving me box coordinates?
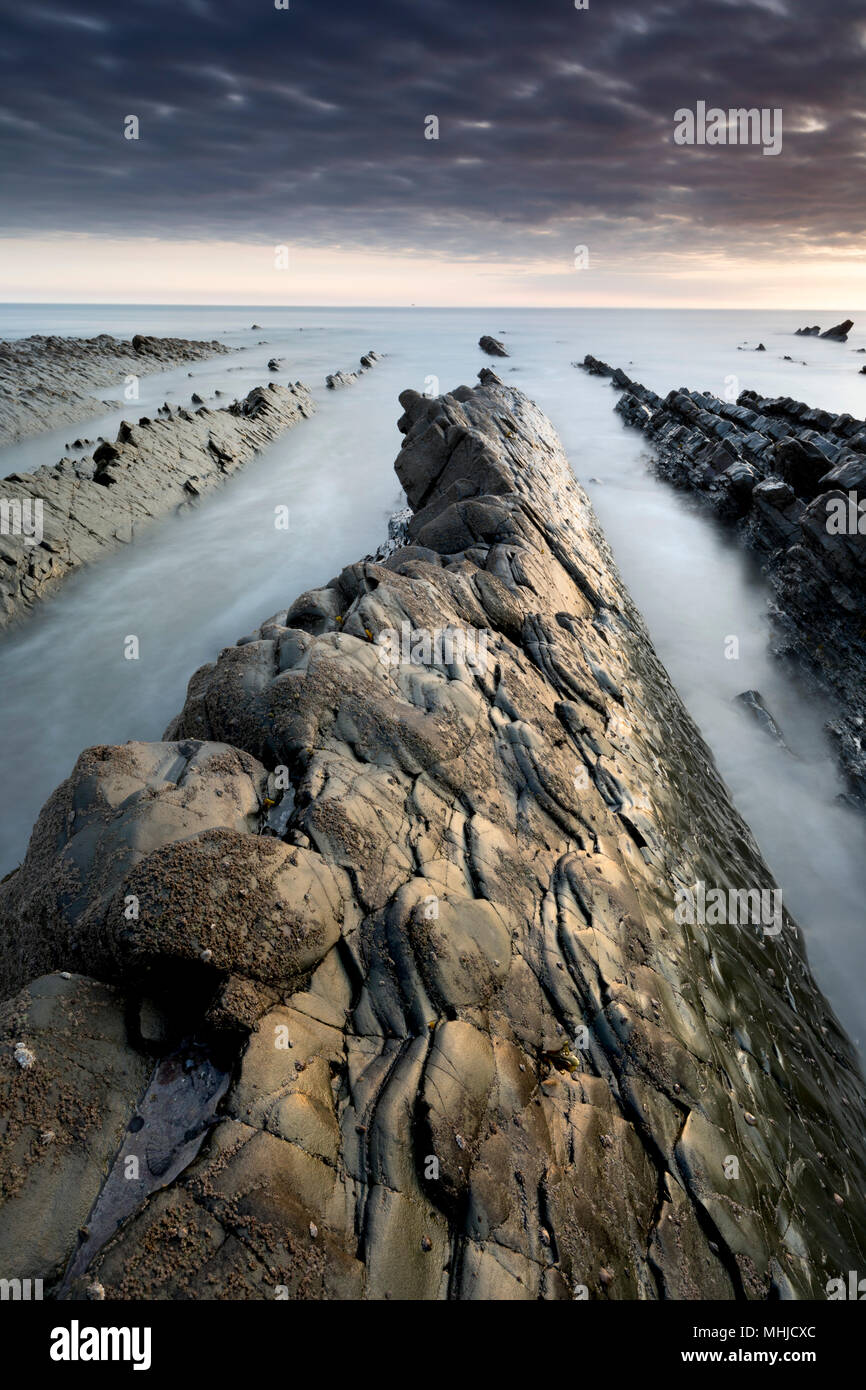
[3,234,865,309]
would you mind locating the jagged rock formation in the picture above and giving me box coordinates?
[0,334,231,447]
[820,320,854,342]
[2,371,866,1301]
[0,383,315,630]
[479,336,509,358]
[734,690,789,751]
[325,350,383,389]
[794,321,855,342]
[579,355,866,805]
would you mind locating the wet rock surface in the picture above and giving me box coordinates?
[2,371,866,1300]
[479,336,509,358]
[734,691,790,752]
[0,334,231,447]
[793,321,854,342]
[580,355,866,807]
[0,381,315,630]
[820,320,854,343]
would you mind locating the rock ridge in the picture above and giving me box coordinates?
[1,370,865,1300]
[0,333,231,447]
[579,354,866,805]
[0,381,315,630]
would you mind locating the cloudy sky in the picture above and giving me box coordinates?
[0,0,864,304]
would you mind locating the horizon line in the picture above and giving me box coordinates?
[0,302,860,312]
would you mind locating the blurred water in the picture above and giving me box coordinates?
[1,305,864,1045]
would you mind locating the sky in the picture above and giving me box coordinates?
[0,0,864,306]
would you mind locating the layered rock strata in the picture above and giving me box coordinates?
[1,371,865,1301]
[0,334,231,447]
[580,355,866,805]
[0,382,315,630]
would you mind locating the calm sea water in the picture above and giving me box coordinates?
[1,305,865,1045]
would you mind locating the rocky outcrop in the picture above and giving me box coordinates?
[0,382,315,630]
[793,321,854,342]
[734,690,789,751]
[479,336,509,358]
[821,320,854,342]
[579,355,866,805]
[2,370,865,1301]
[0,334,231,447]
[325,350,383,389]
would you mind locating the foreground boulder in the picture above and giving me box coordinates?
[2,371,865,1300]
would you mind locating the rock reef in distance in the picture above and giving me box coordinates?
[820,320,854,342]
[325,350,383,389]
[1,369,865,1301]
[479,335,509,358]
[0,381,315,630]
[794,320,854,342]
[580,354,866,807]
[0,334,231,447]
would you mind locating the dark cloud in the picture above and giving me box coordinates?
[0,0,863,265]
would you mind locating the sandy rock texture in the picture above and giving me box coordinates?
[0,381,315,630]
[0,333,231,447]
[1,370,865,1300]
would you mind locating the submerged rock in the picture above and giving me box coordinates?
[821,320,854,342]
[794,323,855,342]
[2,371,866,1300]
[734,690,790,751]
[325,350,382,389]
[478,335,509,358]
